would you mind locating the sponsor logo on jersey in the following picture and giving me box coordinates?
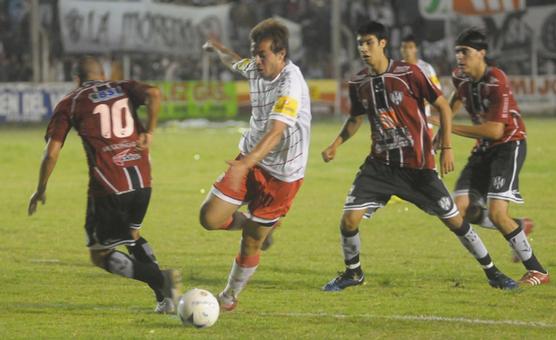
[273,96,299,118]
[102,141,137,152]
[89,86,124,103]
[389,91,404,105]
[437,196,452,211]
[393,66,410,73]
[112,149,141,166]
[493,176,506,190]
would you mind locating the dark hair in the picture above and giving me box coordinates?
[75,55,103,81]
[250,18,289,58]
[455,28,488,51]
[356,21,388,42]
[401,34,417,45]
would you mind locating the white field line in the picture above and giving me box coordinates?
[255,312,556,329]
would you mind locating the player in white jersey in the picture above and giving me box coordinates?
[400,34,442,131]
[199,18,311,311]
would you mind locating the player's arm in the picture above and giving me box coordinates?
[322,115,364,162]
[226,120,288,191]
[136,85,161,151]
[202,38,241,70]
[432,91,461,149]
[28,138,63,215]
[431,95,455,176]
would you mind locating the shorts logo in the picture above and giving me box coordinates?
[345,196,355,204]
[361,99,369,110]
[112,149,141,166]
[493,176,505,190]
[437,196,452,211]
[390,91,403,105]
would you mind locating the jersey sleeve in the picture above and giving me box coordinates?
[232,58,256,79]
[45,99,72,144]
[427,64,441,90]
[411,65,442,105]
[269,71,302,127]
[485,71,510,123]
[348,82,366,116]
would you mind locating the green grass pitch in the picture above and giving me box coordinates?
[1,119,555,338]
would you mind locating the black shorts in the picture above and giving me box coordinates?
[85,188,151,250]
[344,157,459,219]
[455,140,525,204]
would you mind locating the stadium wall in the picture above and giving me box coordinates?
[2,76,556,122]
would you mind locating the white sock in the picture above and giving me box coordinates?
[341,232,361,268]
[222,258,258,299]
[456,225,488,259]
[507,230,533,262]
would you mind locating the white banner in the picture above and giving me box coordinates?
[58,0,231,56]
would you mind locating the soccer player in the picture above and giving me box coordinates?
[28,56,181,313]
[321,21,516,292]
[400,34,442,131]
[200,18,311,311]
[441,28,549,285]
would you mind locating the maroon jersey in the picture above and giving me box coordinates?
[452,66,526,149]
[349,60,441,169]
[46,80,152,197]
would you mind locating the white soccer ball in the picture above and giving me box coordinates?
[177,288,220,328]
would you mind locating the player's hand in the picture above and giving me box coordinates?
[136,132,152,151]
[321,145,337,162]
[202,37,223,53]
[28,191,46,216]
[225,159,249,193]
[439,148,455,177]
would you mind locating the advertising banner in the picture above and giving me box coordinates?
[58,0,230,56]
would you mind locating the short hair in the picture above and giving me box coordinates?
[76,55,103,81]
[356,21,388,42]
[401,34,417,45]
[250,18,289,58]
[455,28,488,51]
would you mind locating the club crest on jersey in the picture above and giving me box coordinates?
[112,149,141,166]
[437,196,452,211]
[361,99,369,109]
[390,91,403,105]
[493,176,506,190]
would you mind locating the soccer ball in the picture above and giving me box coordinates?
[177,288,220,328]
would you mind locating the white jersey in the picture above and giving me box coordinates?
[415,59,441,119]
[232,58,311,182]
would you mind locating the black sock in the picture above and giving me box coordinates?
[523,254,547,274]
[503,227,547,274]
[126,238,165,301]
[475,254,500,279]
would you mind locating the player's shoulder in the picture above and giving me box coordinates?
[388,60,415,75]
[282,61,305,80]
[349,67,370,84]
[484,66,508,85]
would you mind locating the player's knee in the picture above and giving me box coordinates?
[199,205,220,230]
[488,208,506,226]
[465,204,483,224]
[341,213,361,231]
[90,250,110,269]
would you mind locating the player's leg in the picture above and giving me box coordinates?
[440,214,517,289]
[218,220,273,311]
[199,193,246,231]
[488,199,549,285]
[322,208,369,291]
[322,159,389,291]
[402,169,517,289]
[199,160,249,231]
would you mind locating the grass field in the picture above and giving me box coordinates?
[1,119,555,339]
